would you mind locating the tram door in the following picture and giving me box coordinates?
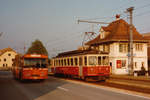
[79,57,83,77]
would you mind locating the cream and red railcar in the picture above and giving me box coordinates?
[51,50,110,81]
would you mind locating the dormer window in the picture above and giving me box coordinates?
[8,53,11,56]
[101,33,105,39]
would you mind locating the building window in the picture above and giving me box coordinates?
[0,59,1,62]
[119,43,128,53]
[122,60,126,68]
[116,60,126,69]
[134,62,137,69]
[103,44,109,52]
[3,64,5,67]
[8,53,11,56]
[4,58,6,62]
[135,43,143,51]
[141,62,144,67]
[12,59,14,62]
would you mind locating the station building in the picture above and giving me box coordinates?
[142,32,150,73]
[85,17,149,75]
[0,48,17,70]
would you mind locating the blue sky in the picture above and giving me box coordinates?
[0,0,150,57]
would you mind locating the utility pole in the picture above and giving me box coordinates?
[126,7,134,75]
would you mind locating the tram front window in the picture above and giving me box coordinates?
[88,56,97,66]
[24,58,47,68]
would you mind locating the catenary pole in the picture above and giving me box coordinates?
[126,7,134,75]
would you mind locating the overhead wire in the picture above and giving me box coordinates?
[46,25,91,46]
[48,1,150,56]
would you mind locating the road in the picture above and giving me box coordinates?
[0,71,150,100]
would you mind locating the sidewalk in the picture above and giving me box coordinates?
[110,74,150,82]
[106,75,150,91]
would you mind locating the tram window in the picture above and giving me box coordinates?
[61,59,63,66]
[84,56,87,66]
[64,59,66,66]
[59,60,61,66]
[103,56,109,65]
[98,56,101,65]
[89,56,97,66]
[74,58,78,66]
[79,57,82,66]
[55,60,56,66]
[67,58,70,66]
[56,60,57,66]
[57,60,59,66]
[54,60,55,66]
[71,58,73,66]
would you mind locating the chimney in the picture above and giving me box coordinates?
[116,14,120,20]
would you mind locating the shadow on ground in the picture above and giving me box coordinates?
[0,70,67,100]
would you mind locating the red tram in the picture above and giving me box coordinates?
[50,49,110,81]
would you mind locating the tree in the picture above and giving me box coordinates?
[26,39,48,55]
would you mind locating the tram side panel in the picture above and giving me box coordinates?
[83,66,110,79]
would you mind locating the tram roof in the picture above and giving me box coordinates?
[56,49,108,58]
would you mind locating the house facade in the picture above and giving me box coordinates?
[142,32,150,74]
[0,48,17,69]
[85,18,149,75]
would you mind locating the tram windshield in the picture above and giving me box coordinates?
[24,58,47,68]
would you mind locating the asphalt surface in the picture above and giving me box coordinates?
[0,71,150,100]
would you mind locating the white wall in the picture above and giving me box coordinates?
[109,42,148,75]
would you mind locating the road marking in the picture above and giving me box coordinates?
[57,87,69,92]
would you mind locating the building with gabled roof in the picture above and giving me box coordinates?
[0,48,17,70]
[85,17,149,75]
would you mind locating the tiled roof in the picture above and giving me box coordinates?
[142,32,150,37]
[0,48,16,56]
[86,19,148,45]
